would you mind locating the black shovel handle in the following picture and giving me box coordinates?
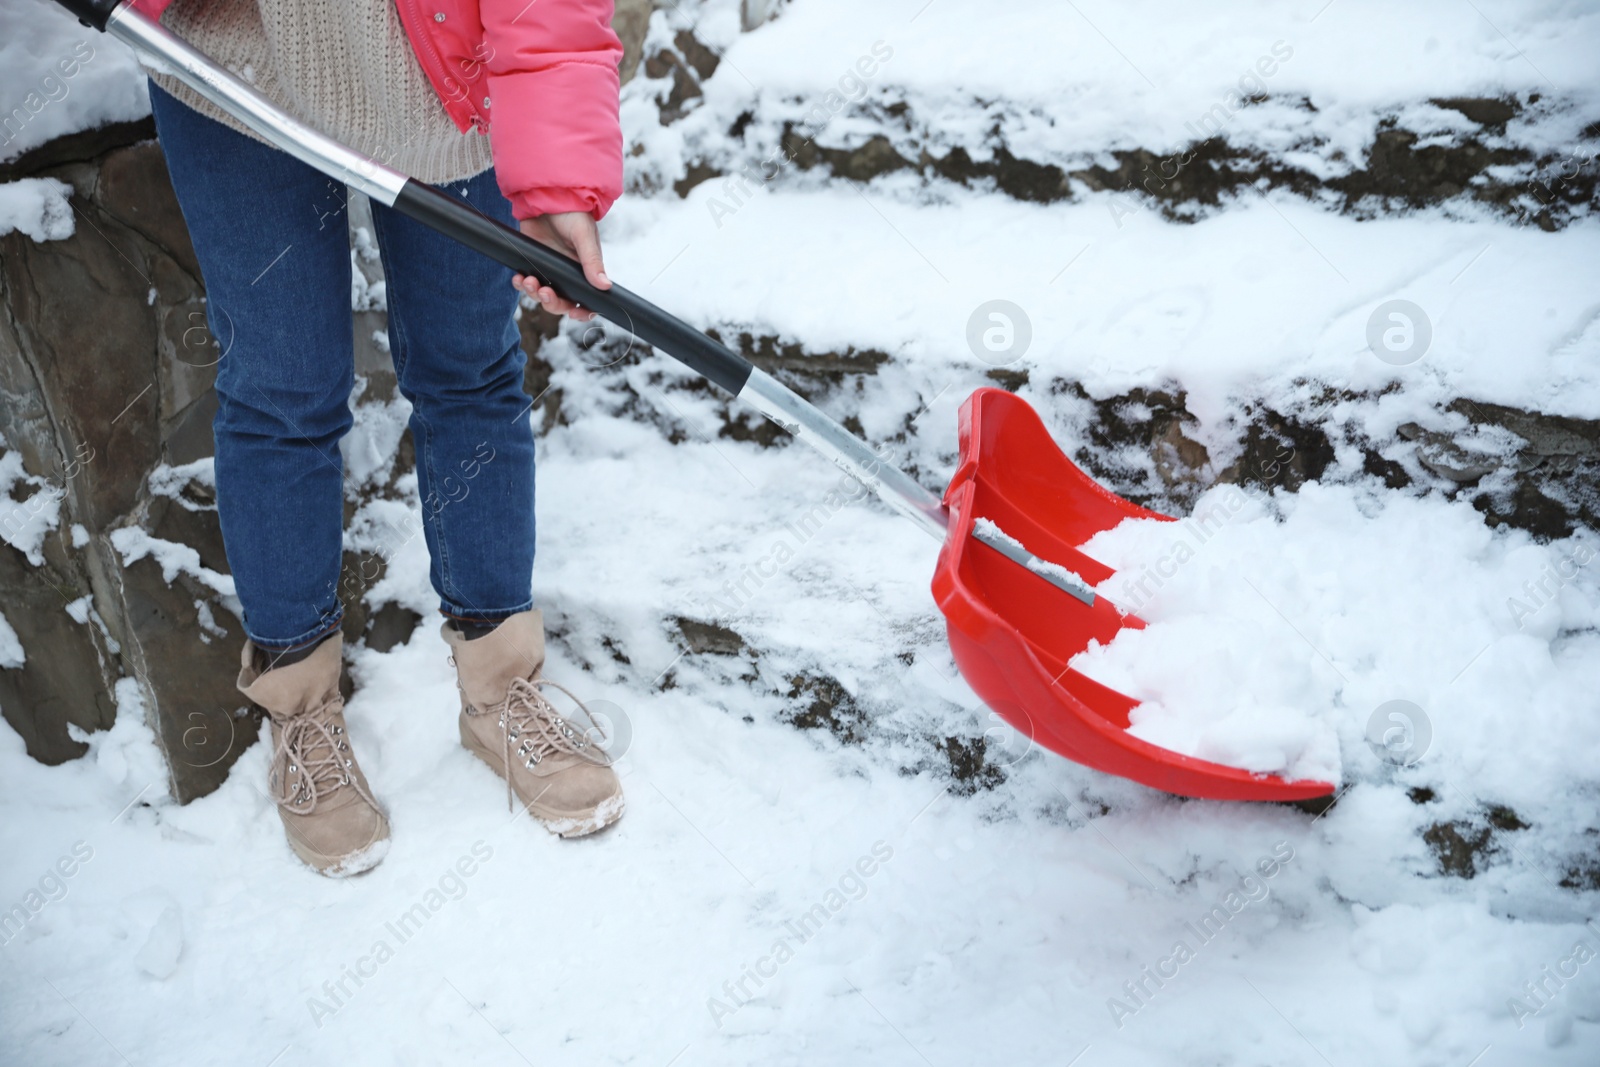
[56,0,120,31]
[392,182,753,394]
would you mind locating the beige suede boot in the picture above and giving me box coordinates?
[443,610,624,837]
[237,633,391,876]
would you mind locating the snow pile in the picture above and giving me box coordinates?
[1073,482,1600,789]
[699,0,1600,123]
[0,447,63,563]
[606,184,1600,430]
[0,0,148,164]
[0,176,74,241]
[626,0,1600,241]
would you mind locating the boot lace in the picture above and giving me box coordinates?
[268,696,376,815]
[481,676,614,812]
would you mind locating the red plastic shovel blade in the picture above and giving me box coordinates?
[930,388,1336,802]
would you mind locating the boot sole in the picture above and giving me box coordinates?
[282,820,392,877]
[459,719,626,838]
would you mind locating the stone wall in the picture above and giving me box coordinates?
[0,120,251,800]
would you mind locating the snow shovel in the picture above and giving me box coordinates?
[65,0,1335,802]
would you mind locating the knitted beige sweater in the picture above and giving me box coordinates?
[150,0,494,184]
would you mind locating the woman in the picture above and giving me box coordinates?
[137,0,627,876]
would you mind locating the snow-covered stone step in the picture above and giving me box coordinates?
[629,0,1600,227]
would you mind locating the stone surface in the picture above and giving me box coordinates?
[0,531,115,765]
[613,0,655,86]
[674,615,748,656]
[107,554,261,796]
[1049,376,1600,540]
[740,0,781,32]
[0,129,255,799]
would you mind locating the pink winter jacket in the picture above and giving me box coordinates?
[130,0,625,221]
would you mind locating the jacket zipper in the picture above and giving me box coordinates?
[396,0,483,128]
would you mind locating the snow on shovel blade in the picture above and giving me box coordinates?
[931,389,1337,802]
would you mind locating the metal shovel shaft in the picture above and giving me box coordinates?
[96,2,949,542]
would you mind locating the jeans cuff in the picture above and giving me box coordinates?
[247,608,344,653]
[439,599,533,626]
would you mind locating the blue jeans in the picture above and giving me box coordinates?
[149,83,537,653]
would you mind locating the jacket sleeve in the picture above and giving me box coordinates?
[479,0,624,221]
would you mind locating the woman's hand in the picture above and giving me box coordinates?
[514,211,611,322]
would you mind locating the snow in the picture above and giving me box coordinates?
[0,176,75,241]
[349,225,387,312]
[2,0,1600,1064]
[0,0,149,164]
[611,182,1600,423]
[64,594,92,624]
[715,0,1600,113]
[146,457,215,504]
[0,610,24,668]
[971,516,1023,553]
[107,526,236,601]
[1025,553,1087,590]
[0,447,63,564]
[1073,482,1600,788]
